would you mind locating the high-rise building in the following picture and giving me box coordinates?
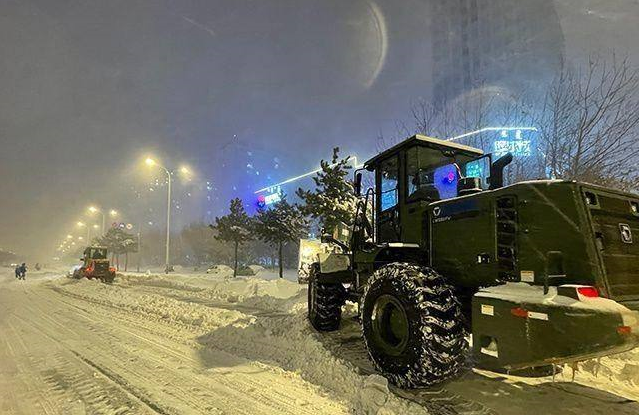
[428,0,565,105]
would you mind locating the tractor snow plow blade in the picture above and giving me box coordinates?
[472,283,639,371]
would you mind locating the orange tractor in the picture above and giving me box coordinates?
[72,246,116,283]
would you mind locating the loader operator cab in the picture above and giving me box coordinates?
[362,135,490,244]
[82,246,107,264]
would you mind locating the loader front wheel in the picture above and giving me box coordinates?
[361,262,467,388]
[308,263,345,332]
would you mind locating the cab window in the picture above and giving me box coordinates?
[379,156,399,211]
[90,248,107,259]
[406,146,489,202]
[406,146,449,202]
[378,155,400,242]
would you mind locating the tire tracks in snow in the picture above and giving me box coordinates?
[51,278,492,414]
[28,282,347,415]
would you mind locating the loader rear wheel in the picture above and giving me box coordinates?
[361,262,467,388]
[102,272,116,284]
[308,263,345,332]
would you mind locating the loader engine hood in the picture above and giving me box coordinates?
[428,180,639,306]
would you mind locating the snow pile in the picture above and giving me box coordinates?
[577,348,639,398]
[55,278,246,334]
[199,308,427,414]
[120,272,304,302]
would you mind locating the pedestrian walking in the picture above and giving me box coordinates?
[18,263,27,280]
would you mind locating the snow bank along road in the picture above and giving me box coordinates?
[1,270,638,415]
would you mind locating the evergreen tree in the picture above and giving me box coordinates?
[210,198,253,277]
[254,198,308,278]
[296,147,358,234]
[96,228,138,271]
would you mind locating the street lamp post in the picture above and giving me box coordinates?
[77,221,90,240]
[88,206,106,235]
[136,221,142,273]
[146,158,172,274]
[145,158,191,274]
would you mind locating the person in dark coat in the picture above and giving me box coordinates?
[18,263,26,280]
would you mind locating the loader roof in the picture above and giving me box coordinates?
[364,134,483,170]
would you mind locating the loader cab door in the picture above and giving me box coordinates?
[377,155,401,242]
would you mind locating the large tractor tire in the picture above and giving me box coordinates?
[361,262,467,388]
[101,271,116,284]
[307,263,346,332]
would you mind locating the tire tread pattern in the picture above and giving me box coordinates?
[308,264,346,332]
[361,262,467,388]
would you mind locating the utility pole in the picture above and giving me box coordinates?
[165,171,172,274]
[137,222,142,273]
[145,158,190,274]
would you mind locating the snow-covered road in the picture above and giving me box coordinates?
[1,269,638,414]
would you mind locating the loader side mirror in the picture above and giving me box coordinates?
[489,153,513,190]
[354,172,362,196]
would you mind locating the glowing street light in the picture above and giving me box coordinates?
[88,206,105,235]
[77,221,91,240]
[87,205,118,235]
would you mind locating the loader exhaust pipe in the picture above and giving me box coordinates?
[489,153,513,190]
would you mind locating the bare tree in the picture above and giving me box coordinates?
[378,53,639,191]
[535,55,639,190]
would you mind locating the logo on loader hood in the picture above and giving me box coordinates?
[433,207,441,217]
[619,223,633,244]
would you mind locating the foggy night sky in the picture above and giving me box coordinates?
[1,0,638,259]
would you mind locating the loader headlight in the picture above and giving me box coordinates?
[630,201,638,214]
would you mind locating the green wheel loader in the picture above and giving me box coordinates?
[307,134,639,388]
